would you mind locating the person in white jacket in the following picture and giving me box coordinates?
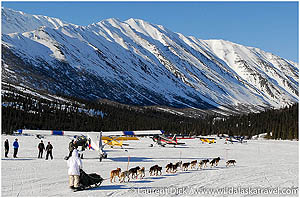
[67,149,82,190]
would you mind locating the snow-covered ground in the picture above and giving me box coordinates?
[1,134,298,197]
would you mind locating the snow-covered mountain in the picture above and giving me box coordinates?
[1,7,70,34]
[2,7,298,114]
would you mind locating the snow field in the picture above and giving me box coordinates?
[1,135,298,197]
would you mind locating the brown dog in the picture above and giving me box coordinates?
[119,170,130,183]
[137,167,145,179]
[226,160,236,167]
[110,168,121,183]
[190,160,197,169]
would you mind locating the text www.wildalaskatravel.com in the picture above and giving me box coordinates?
[132,186,298,196]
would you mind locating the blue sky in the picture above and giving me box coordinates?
[2,1,299,62]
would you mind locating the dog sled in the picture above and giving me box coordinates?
[76,169,104,191]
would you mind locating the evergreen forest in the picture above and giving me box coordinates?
[2,87,298,140]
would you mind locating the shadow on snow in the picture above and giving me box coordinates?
[110,157,153,162]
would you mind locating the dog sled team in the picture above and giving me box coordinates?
[110,166,146,183]
[110,158,236,183]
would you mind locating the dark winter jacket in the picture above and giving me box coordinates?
[4,140,9,149]
[46,144,53,152]
[38,142,45,150]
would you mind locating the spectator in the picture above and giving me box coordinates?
[38,140,45,158]
[45,142,53,160]
[13,138,19,158]
[4,139,9,157]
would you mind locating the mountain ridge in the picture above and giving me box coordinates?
[1,7,298,115]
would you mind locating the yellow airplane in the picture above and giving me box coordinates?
[199,137,216,144]
[15,129,164,161]
[102,136,139,148]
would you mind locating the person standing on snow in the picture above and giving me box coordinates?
[38,140,45,158]
[66,140,75,160]
[67,149,82,190]
[45,142,53,160]
[4,139,9,157]
[13,138,19,158]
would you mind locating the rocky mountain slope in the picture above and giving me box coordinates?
[2,7,298,115]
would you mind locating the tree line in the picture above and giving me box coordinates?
[2,87,298,140]
[2,88,211,134]
[211,103,298,140]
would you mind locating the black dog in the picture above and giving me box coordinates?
[150,165,159,176]
[171,161,182,173]
[182,162,190,171]
[202,159,210,166]
[198,159,210,169]
[128,166,140,179]
[226,160,236,167]
[156,166,162,176]
[150,165,162,176]
[165,163,173,173]
[210,157,221,167]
